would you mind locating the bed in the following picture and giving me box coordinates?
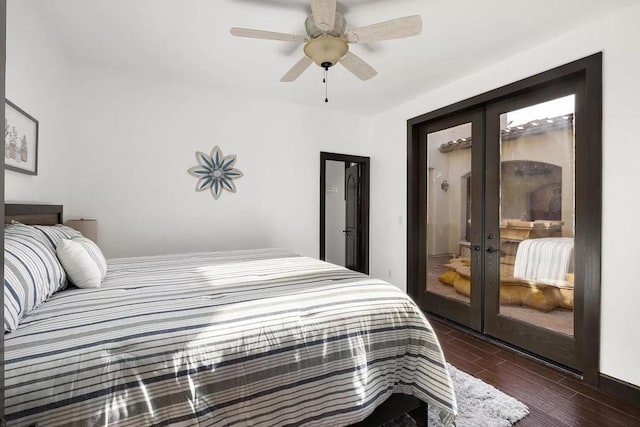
[4,204,457,427]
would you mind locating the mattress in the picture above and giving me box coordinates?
[5,249,457,426]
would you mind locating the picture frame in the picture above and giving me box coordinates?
[5,99,38,175]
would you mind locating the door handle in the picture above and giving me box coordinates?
[486,246,501,254]
[471,245,481,252]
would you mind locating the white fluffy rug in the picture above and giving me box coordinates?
[427,364,530,427]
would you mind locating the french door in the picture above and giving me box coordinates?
[483,79,585,370]
[421,109,484,332]
[411,55,602,378]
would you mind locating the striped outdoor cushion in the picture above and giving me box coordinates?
[4,224,67,332]
[32,224,82,251]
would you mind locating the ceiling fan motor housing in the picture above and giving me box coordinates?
[305,12,346,38]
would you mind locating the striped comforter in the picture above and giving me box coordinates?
[5,249,457,426]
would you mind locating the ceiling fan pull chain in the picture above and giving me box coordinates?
[324,67,329,103]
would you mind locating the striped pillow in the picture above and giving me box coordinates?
[56,237,107,288]
[33,224,83,251]
[4,224,67,332]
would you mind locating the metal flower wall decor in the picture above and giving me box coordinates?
[188,146,243,199]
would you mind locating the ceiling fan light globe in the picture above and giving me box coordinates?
[303,36,349,68]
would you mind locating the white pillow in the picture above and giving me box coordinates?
[56,237,107,289]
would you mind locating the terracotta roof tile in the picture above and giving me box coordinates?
[438,114,574,153]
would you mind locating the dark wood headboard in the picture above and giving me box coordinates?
[5,204,63,225]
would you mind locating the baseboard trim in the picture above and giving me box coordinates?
[599,374,640,408]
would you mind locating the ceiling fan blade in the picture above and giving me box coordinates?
[281,56,314,82]
[339,51,377,81]
[280,42,303,57]
[345,15,422,44]
[230,27,307,43]
[311,0,337,32]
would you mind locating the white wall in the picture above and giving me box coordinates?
[368,3,640,386]
[5,0,370,261]
[62,64,370,259]
[4,1,73,205]
[325,160,345,266]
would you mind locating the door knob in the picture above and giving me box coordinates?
[486,246,501,254]
[471,245,481,252]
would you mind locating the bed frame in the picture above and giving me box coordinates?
[4,203,429,426]
[5,203,63,225]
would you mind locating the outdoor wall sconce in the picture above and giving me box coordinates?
[441,179,450,192]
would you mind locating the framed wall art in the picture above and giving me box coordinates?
[5,99,38,175]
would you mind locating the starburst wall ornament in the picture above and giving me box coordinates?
[188,146,243,199]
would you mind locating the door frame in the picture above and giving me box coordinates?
[407,53,602,385]
[320,152,370,274]
[1,0,7,419]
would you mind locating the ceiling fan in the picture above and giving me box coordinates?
[230,0,422,84]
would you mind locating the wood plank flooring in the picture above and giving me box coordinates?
[428,316,640,427]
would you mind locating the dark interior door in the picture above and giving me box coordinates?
[345,163,360,271]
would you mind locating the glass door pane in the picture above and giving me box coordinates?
[423,109,483,331]
[498,95,576,337]
[427,123,473,305]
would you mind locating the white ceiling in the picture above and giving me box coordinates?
[35,0,639,115]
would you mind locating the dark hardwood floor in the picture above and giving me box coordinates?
[428,316,640,427]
